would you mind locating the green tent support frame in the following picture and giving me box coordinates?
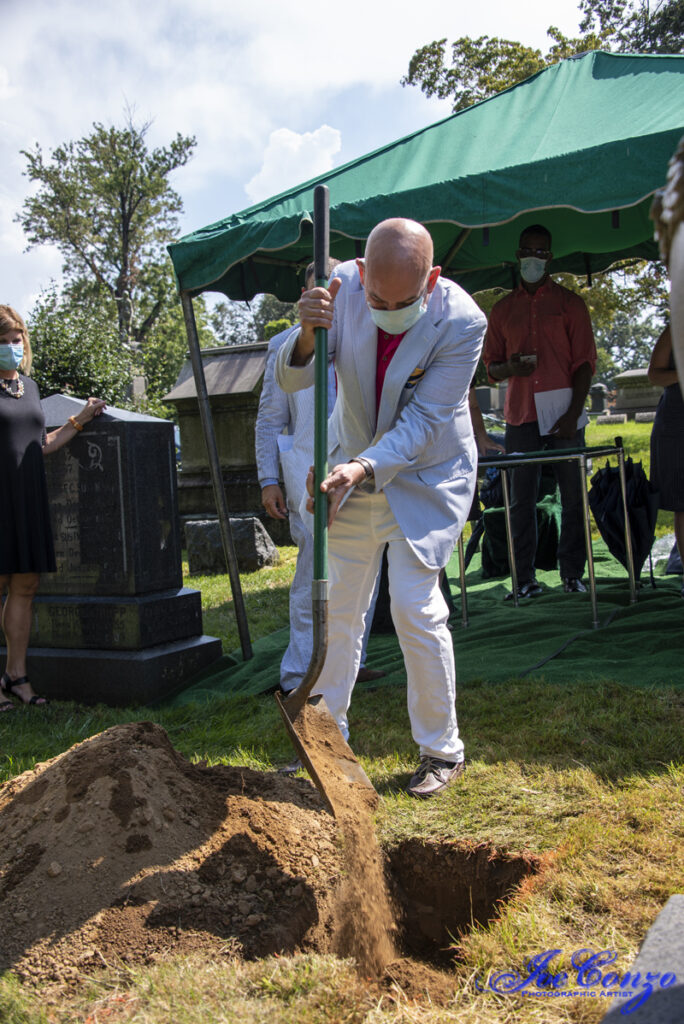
[171,51,684,658]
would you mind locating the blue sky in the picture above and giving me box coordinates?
[1,0,586,313]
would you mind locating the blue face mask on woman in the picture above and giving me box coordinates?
[0,342,24,371]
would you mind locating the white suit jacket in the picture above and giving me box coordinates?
[275,260,487,569]
[255,325,336,511]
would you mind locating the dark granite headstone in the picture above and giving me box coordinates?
[590,383,608,414]
[0,396,221,705]
[186,516,280,575]
[39,397,180,596]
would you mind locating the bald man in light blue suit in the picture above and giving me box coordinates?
[276,219,486,797]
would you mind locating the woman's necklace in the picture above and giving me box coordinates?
[0,376,24,399]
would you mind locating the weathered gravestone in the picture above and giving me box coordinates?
[163,343,291,546]
[186,516,280,575]
[0,396,222,705]
[613,368,662,418]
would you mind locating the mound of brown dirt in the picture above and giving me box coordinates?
[0,721,395,985]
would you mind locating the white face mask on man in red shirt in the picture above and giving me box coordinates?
[519,256,548,284]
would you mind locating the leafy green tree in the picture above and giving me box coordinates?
[140,286,215,415]
[28,275,214,415]
[210,295,298,346]
[18,113,196,349]
[28,286,132,404]
[210,299,254,346]
[256,295,298,338]
[402,28,599,112]
[579,0,684,52]
[402,2,681,112]
[570,264,665,375]
[263,318,293,341]
[405,2,677,382]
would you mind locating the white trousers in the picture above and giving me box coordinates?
[312,488,463,761]
[280,508,376,690]
[280,509,315,691]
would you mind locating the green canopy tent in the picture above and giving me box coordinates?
[170,50,684,302]
[168,50,684,659]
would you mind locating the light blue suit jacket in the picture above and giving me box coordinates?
[275,260,486,569]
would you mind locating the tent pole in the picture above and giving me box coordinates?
[180,291,253,660]
[441,228,472,273]
[500,468,519,605]
[579,453,599,628]
[616,439,637,604]
[457,534,469,628]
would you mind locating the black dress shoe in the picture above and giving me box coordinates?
[504,579,543,601]
[562,577,587,593]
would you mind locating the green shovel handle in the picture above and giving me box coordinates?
[313,184,329,582]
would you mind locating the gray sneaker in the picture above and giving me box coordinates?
[278,757,302,775]
[407,756,465,799]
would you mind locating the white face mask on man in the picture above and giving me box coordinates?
[367,291,428,334]
[519,256,548,284]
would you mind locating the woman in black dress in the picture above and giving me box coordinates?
[648,324,684,594]
[0,305,106,710]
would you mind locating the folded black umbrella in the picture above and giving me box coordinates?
[588,458,659,578]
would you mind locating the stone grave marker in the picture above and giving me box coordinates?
[0,396,222,705]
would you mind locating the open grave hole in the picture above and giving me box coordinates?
[386,838,541,965]
[0,721,540,994]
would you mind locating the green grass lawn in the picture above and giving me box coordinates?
[1,420,682,1024]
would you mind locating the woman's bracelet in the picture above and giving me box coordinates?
[68,415,83,432]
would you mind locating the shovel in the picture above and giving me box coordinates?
[275,184,378,818]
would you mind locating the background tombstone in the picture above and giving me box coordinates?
[186,517,279,575]
[589,382,609,415]
[0,396,222,706]
[613,368,662,418]
[163,342,291,546]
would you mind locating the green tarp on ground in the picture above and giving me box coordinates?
[169,51,684,301]
[164,540,684,708]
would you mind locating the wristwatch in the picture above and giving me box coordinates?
[350,456,374,479]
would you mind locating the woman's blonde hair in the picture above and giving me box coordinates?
[0,305,32,374]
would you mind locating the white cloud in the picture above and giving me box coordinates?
[0,0,585,306]
[0,192,61,313]
[0,65,16,102]
[245,126,342,205]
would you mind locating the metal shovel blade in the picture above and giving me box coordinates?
[275,691,378,818]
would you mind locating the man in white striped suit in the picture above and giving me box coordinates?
[276,219,486,797]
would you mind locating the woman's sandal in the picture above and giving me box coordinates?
[0,673,15,712]
[0,673,48,707]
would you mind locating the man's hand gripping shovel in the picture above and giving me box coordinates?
[275,185,378,818]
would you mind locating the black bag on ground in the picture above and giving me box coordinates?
[588,457,659,579]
